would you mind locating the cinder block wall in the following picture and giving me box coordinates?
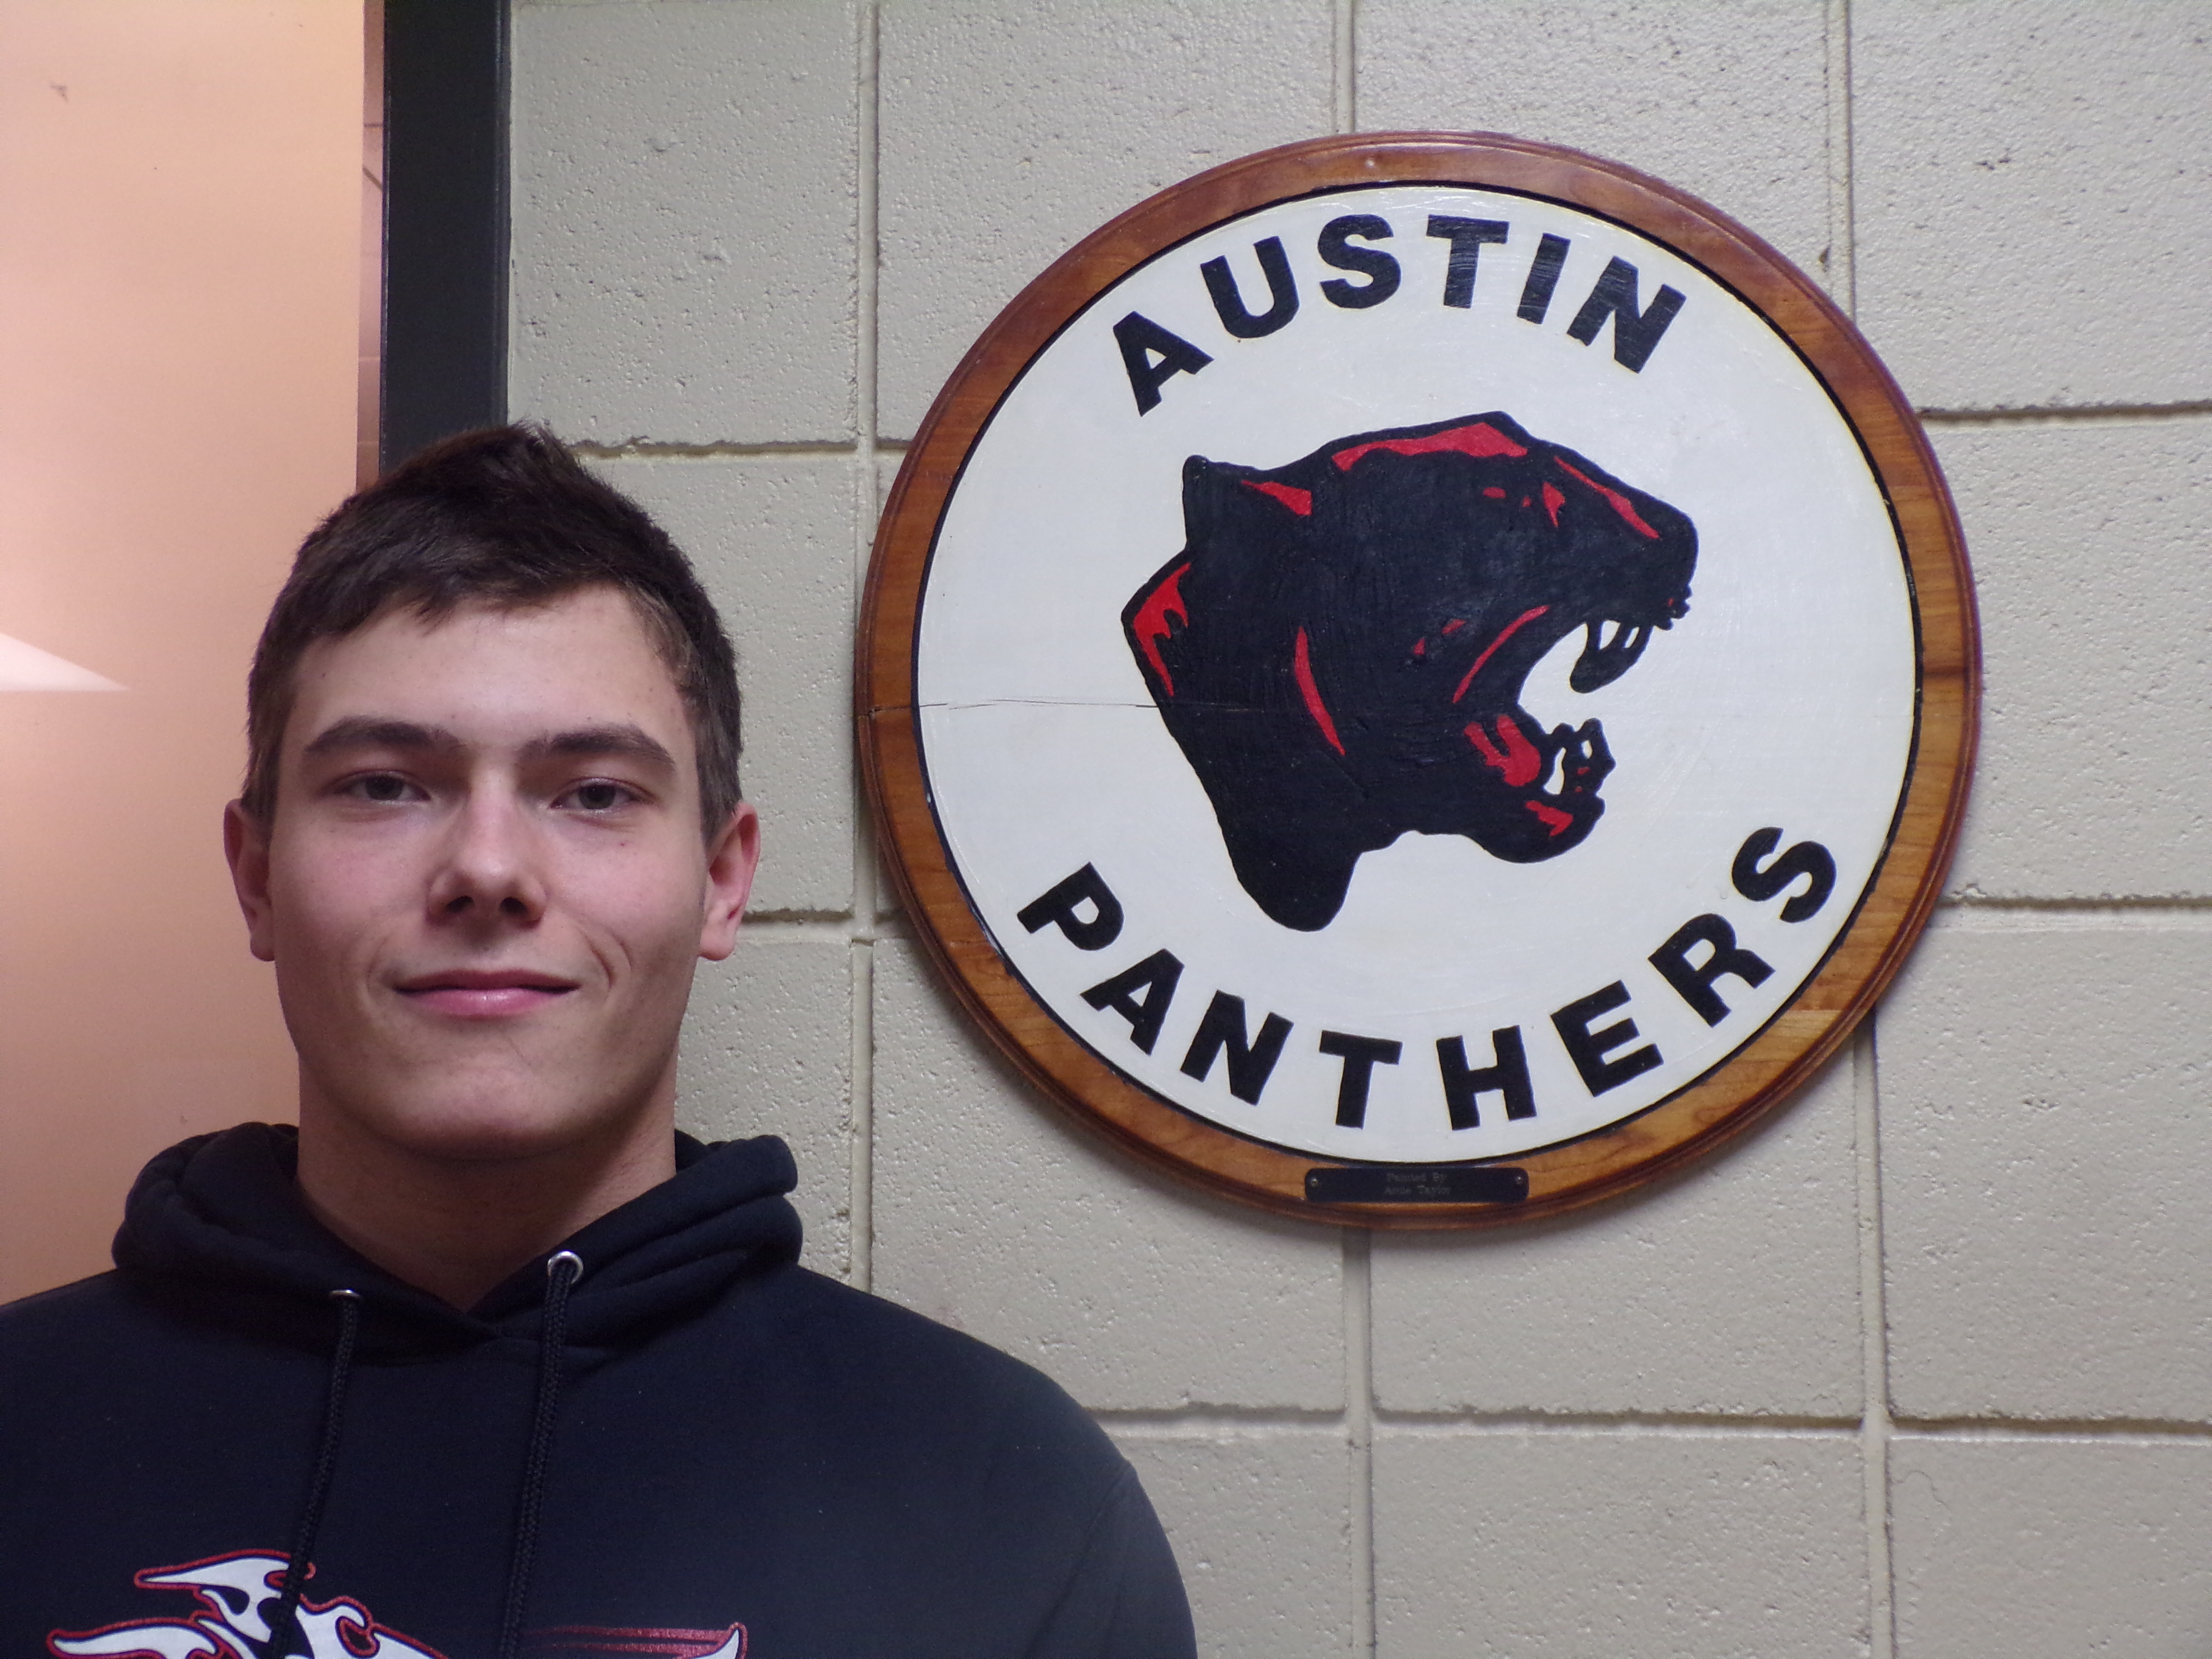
[508,3,2212,1653]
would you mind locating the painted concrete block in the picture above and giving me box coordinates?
[679,930,853,1280]
[1879,922,2212,1421]
[1892,1437,2212,1659]
[1855,1,2212,409]
[1373,1043,1862,1417]
[1358,0,1835,279]
[591,455,857,916]
[1936,420,2212,899]
[870,940,1344,1409]
[1111,1430,1354,1659]
[876,0,1335,437]
[512,0,858,444]
[1373,1430,1866,1659]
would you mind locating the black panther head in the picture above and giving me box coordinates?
[1123,412,1697,930]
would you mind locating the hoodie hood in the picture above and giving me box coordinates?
[112,1123,804,1360]
[100,1124,805,1659]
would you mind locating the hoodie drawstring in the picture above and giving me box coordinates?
[497,1249,582,1659]
[266,1287,362,1659]
[266,1255,582,1659]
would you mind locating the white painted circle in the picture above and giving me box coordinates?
[914,182,1915,1165]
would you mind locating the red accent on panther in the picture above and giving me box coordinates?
[1130,563,1192,696]
[1554,457,1660,540]
[1242,479,1312,515]
[1331,421,1527,471]
[1451,606,1551,703]
[1463,714,1542,788]
[1293,628,1346,755]
[1524,800,1575,836]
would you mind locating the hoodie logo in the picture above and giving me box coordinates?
[865,138,1973,1217]
[525,1632,745,1659]
[49,1554,448,1659]
[48,1555,746,1659]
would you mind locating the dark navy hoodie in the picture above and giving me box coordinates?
[0,1124,1194,1659]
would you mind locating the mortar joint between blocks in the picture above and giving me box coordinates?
[1369,1411,1865,1435]
[1918,400,2212,427]
[848,936,874,1292]
[1345,1226,1375,1659]
[1855,1022,1896,1659]
[1333,0,1358,135]
[848,0,880,1293]
[566,440,861,460]
[855,0,879,455]
[1825,0,1856,317]
[1889,1418,2212,1441]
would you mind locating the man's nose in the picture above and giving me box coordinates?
[425,791,548,924]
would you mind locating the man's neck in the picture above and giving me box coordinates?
[292,1092,679,1310]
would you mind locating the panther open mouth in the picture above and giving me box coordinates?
[1124,411,1698,930]
[1572,616,1670,692]
[1439,576,1692,856]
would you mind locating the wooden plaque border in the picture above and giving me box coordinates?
[858,132,1977,1228]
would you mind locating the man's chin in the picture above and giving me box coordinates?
[306,1077,664,1167]
[386,1116,604,1166]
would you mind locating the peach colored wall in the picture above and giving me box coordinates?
[0,1,364,1300]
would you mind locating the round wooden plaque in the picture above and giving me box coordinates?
[859,133,1976,1227]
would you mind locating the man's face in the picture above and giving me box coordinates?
[225,587,757,1163]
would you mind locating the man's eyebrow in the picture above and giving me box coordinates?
[299,720,675,771]
[301,717,460,757]
[519,724,678,770]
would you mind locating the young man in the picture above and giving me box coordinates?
[0,429,1194,1659]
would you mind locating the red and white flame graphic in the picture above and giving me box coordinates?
[48,1554,745,1659]
[48,1553,449,1659]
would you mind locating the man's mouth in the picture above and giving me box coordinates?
[393,970,579,1019]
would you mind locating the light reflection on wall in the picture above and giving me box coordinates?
[0,2,366,1300]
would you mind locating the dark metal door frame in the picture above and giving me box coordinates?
[380,0,508,471]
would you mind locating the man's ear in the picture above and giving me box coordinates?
[223,799,278,963]
[698,800,760,962]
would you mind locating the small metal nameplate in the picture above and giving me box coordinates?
[1305,1166,1529,1204]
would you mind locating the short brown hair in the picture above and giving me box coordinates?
[243,425,743,833]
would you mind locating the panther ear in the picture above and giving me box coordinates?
[1185,456,1314,525]
[1180,455,1224,532]
[1183,457,1250,541]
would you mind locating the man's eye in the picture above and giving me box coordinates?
[349,773,416,803]
[565,781,635,812]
